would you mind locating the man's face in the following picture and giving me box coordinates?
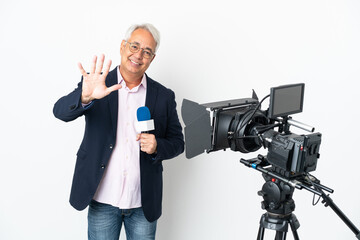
[120,28,156,78]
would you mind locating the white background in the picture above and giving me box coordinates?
[1,0,360,239]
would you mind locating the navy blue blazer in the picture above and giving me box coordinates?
[53,67,184,222]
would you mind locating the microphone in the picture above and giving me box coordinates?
[135,106,155,133]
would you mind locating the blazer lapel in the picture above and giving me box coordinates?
[106,67,119,137]
[145,75,158,117]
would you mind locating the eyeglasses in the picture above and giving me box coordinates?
[125,41,155,59]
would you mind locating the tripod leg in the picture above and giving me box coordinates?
[257,226,265,240]
[289,218,300,240]
[290,229,300,240]
[275,231,287,240]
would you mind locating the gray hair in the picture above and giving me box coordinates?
[124,23,161,53]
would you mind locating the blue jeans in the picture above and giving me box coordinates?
[88,200,157,240]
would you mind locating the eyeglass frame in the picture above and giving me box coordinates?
[125,41,156,59]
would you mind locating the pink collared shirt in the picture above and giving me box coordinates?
[93,66,147,209]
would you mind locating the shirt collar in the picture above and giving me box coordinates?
[117,66,147,92]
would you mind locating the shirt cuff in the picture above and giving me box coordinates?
[151,152,157,160]
[81,101,93,109]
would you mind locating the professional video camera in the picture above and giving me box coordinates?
[182,83,321,178]
[181,83,360,239]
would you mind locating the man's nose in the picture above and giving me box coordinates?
[133,49,144,59]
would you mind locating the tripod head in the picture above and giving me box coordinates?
[259,173,295,216]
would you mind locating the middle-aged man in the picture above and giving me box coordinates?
[53,23,184,240]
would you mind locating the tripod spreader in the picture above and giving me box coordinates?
[320,190,360,239]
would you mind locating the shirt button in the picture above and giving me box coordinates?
[109,144,113,149]
[101,164,105,169]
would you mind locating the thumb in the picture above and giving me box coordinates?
[107,84,122,94]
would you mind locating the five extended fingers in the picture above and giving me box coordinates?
[106,83,122,94]
[78,54,121,99]
[90,55,97,74]
[77,62,87,78]
[78,54,111,77]
[95,54,104,74]
[103,58,112,76]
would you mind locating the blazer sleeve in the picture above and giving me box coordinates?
[153,90,184,162]
[53,80,90,122]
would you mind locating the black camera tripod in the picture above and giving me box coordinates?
[256,173,300,240]
[240,156,360,240]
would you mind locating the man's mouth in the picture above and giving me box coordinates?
[129,59,142,65]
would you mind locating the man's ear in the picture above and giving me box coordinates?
[120,40,126,55]
[150,54,156,63]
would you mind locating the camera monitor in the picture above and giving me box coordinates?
[268,83,305,118]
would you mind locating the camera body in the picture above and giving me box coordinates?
[263,130,321,178]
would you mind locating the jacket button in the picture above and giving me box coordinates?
[109,144,113,149]
[101,164,105,169]
[69,104,76,110]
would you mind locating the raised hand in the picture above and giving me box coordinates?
[78,54,122,104]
